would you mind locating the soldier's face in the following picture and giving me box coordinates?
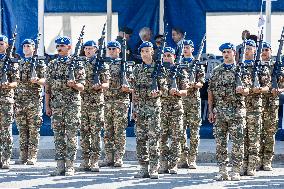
[108,47,120,59]
[84,46,97,58]
[183,45,194,57]
[0,41,8,53]
[245,46,256,60]
[261,48,272,61]
[56,44,71,56]
[140,47,154,62]
[163,52,175,64]
[172,31,182,43]
[222,49,236,63]
[23,44,35,57]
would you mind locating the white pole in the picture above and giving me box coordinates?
[265,0,272,44]
[38,0,44,56]
[159,0,164,34]
[0,0,2,34]
[107,0,112,42]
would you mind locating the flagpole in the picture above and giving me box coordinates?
[265,0,272,43]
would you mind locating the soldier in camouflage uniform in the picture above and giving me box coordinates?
[259,42,282,171]
[208,43,246,181]
[241,39,270,176]
[79,40,110,172]
[0,35,19,169]
[15,39,46,165]
[133,41,164,179]
[159,47,189,175]
[178,40,205,169]
[100,41,132,167]
[45,36,85,176]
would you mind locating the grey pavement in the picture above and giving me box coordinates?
[0,161,284,189]
[11,136,284,163]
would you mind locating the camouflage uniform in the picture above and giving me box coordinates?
[0,54,19,168]
[133,62,164,178]
[259,60,281,169]
[102,58,131,166]
[159,64,188,174]
[80,56,109,170]
[46,56,85,175]
[208,64,245,178]
[181,57,205,168]
[15,57,46,164]
[242,60,270,175]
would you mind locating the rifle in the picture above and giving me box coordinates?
[271,27,284,89]
[170,32,186,90]
[120,32,130,88]
[236,37,247,88]
[1,25,17,85]
[151,24,168,92]
[93,23,106,86]
[252,28,264,88]
[68,25,85,81]
[188,33,206,85]
[31,31,45,80]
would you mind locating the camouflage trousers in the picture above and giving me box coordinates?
[136,98,161,171]
[160,99,183,169]
[259,97,278,165]
[15,101,42,159]
[215,110,244,172]
[183,97,202,163]
[52,104,81,161]
[80,102,104,161]
[244,112,262,169]
[0,102,14,161]
[104,98,129,161]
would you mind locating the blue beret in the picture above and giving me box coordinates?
[22,39,35,46]
[219,43,236,52]
[107,41,121,49]
[0,35,8,43]
[184,40,194,47]
[262,41,271,49]
[163,47,175,54]
[245,39,256,47]
[84,40,98,48]
[55,36,71,45]
[138,41,153,52]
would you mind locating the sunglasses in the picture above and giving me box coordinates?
[56,44,66,48]
[163,54,173,58]
[108,47,117,50]
[262,49,270,52]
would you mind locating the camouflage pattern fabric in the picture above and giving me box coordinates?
[15,58,45,160]
[80,57,110,162]
[46,56,85,161]
[208,64,245,173]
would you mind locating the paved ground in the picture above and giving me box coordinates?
[0,161,284,189]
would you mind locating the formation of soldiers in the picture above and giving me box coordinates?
[0,24,283,182]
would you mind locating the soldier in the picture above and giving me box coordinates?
[178,40,205,169]
[259,42,282,171]
[172,27,184,56]
[79,40,110,172]
[0,35,19,169]
[208,43,246,181]
[132,41,164,179]
[159,47,189,174]
[45,36,85,176]
[241,39,270,176]
[15,39,46,165]
[100,41,132,167]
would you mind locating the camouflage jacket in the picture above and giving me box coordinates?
[208,63,245,115]
[0,54,20,103]
[46,56,85,107]
[81,56,110,104]
[104,58,132,100]
[15,57,46,103]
